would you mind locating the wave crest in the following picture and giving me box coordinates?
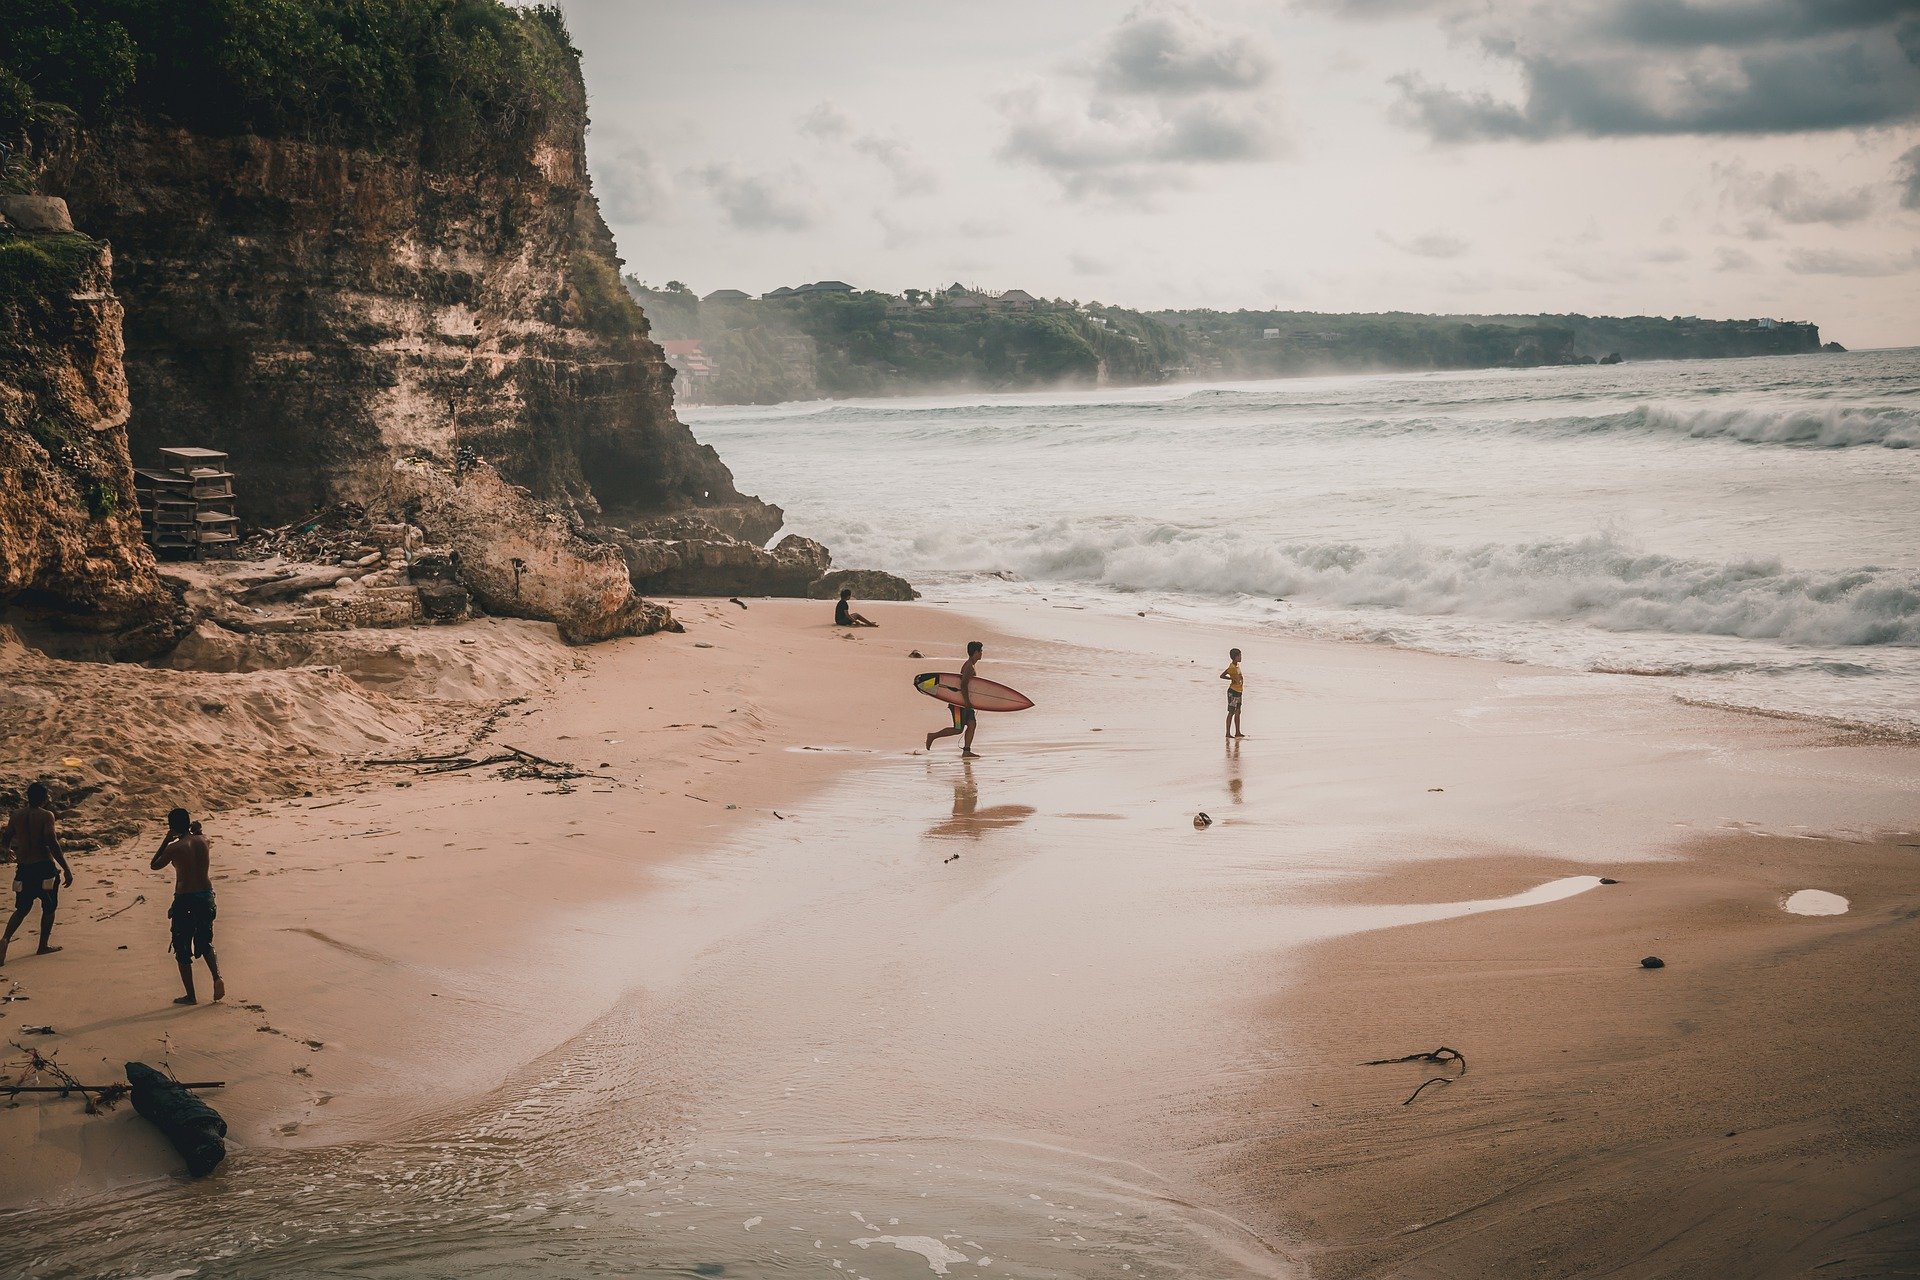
[1001,530,1920,646]
[1607,403,1920,449]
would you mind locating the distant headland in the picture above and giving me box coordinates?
[627,278,1843,406]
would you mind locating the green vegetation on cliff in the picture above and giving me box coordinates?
[628,282,1832,405]
[628,284,1178,403]
[0,0,575,166]
[0,230,98,314]
[1164,309,1825,377]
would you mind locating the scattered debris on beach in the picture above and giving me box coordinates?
[360,745,609,786]
[1362,1046,1468,1106]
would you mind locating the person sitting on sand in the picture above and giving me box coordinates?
[1220,647,1245,739]
[1,782,74,967]
[834,588,878,628]
[151,808,224,1004]
[925,640,985,758]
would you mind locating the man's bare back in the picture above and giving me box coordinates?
[155,831,212,893]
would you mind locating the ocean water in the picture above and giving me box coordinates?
[688,349,1920,732]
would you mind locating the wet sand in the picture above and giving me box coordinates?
[2,598,1916,1277]
[1221,832,1920,1279]
[0,600,984,1204]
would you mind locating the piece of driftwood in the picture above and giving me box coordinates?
[127,1061,227,1177]
[500,745,568,770]
[361,746,601,782]
[94,893,145,922]
[1403,1077,1454,1106]
[360,752,475,767]
[1362,1046,1467,1074]
[238,568,352,603]
[8,1041,113,1112]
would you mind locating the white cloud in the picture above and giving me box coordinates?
[593,131,672,223]
[1785,246,1920,277]
[1094,1,1276,96]
[997,2,1286,203]
[696,163,821,232]
[1380,230,1470,258]
[1716,161,1880,226]
[800,100,940,196]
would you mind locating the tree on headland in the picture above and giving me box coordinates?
[0,0,579,169]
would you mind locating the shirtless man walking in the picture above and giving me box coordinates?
[925,640,985,759]
[151,808,224,1004]
[1,782,74,966]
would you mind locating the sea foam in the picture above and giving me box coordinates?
[1005,530,1920,647]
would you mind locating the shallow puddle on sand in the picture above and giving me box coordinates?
[1783,888,1849,915]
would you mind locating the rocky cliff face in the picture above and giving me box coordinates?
[23,45,830,641]
[0,202,176,654]
[7,16,910,644]
[40,105,777,539]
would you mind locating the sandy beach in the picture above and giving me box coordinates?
[2,597,1916,1277]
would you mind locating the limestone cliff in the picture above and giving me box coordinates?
[20,18,806,640]
[0,200,176,653]
[5,6,908,642]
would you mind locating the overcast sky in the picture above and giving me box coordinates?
[563,0,1920,348]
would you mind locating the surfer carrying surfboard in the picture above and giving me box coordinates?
[925,641,985,758]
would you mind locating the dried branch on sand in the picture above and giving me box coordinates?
[1361,1046,1468,1107]
[1361,1046,1467,1074]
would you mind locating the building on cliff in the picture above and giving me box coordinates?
[659,340,718,405]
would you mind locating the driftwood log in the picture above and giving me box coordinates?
[237,569,355,604]
[127,1061,228,1177]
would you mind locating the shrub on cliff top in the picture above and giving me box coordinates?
[0,0,577,168]
[0,231,99,315]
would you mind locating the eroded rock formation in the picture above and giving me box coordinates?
[7,16,908,646]
[0,209,179,654]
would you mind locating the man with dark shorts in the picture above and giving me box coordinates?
[151,807,224,1004]
[925,640,985,758]
[1,781,73,966]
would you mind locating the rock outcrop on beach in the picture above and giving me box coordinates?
[0,203,180,655]
[603,516,918,601]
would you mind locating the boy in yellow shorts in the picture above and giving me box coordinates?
[1220,648,1244,739]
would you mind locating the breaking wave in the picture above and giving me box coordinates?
[1587,403,1920,449]
[981,529,1920,647]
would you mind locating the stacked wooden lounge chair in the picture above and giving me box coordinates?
[135,447,239,557]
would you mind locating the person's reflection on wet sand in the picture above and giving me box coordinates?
[1227,738,1244,804]
[926,759,1037,841]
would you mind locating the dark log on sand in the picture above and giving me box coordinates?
[237,569,353,603]
[127,1061,227,1177]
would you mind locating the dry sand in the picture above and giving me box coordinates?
[1,596,1916,1279]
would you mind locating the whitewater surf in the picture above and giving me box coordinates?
[691,348,1920,733]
